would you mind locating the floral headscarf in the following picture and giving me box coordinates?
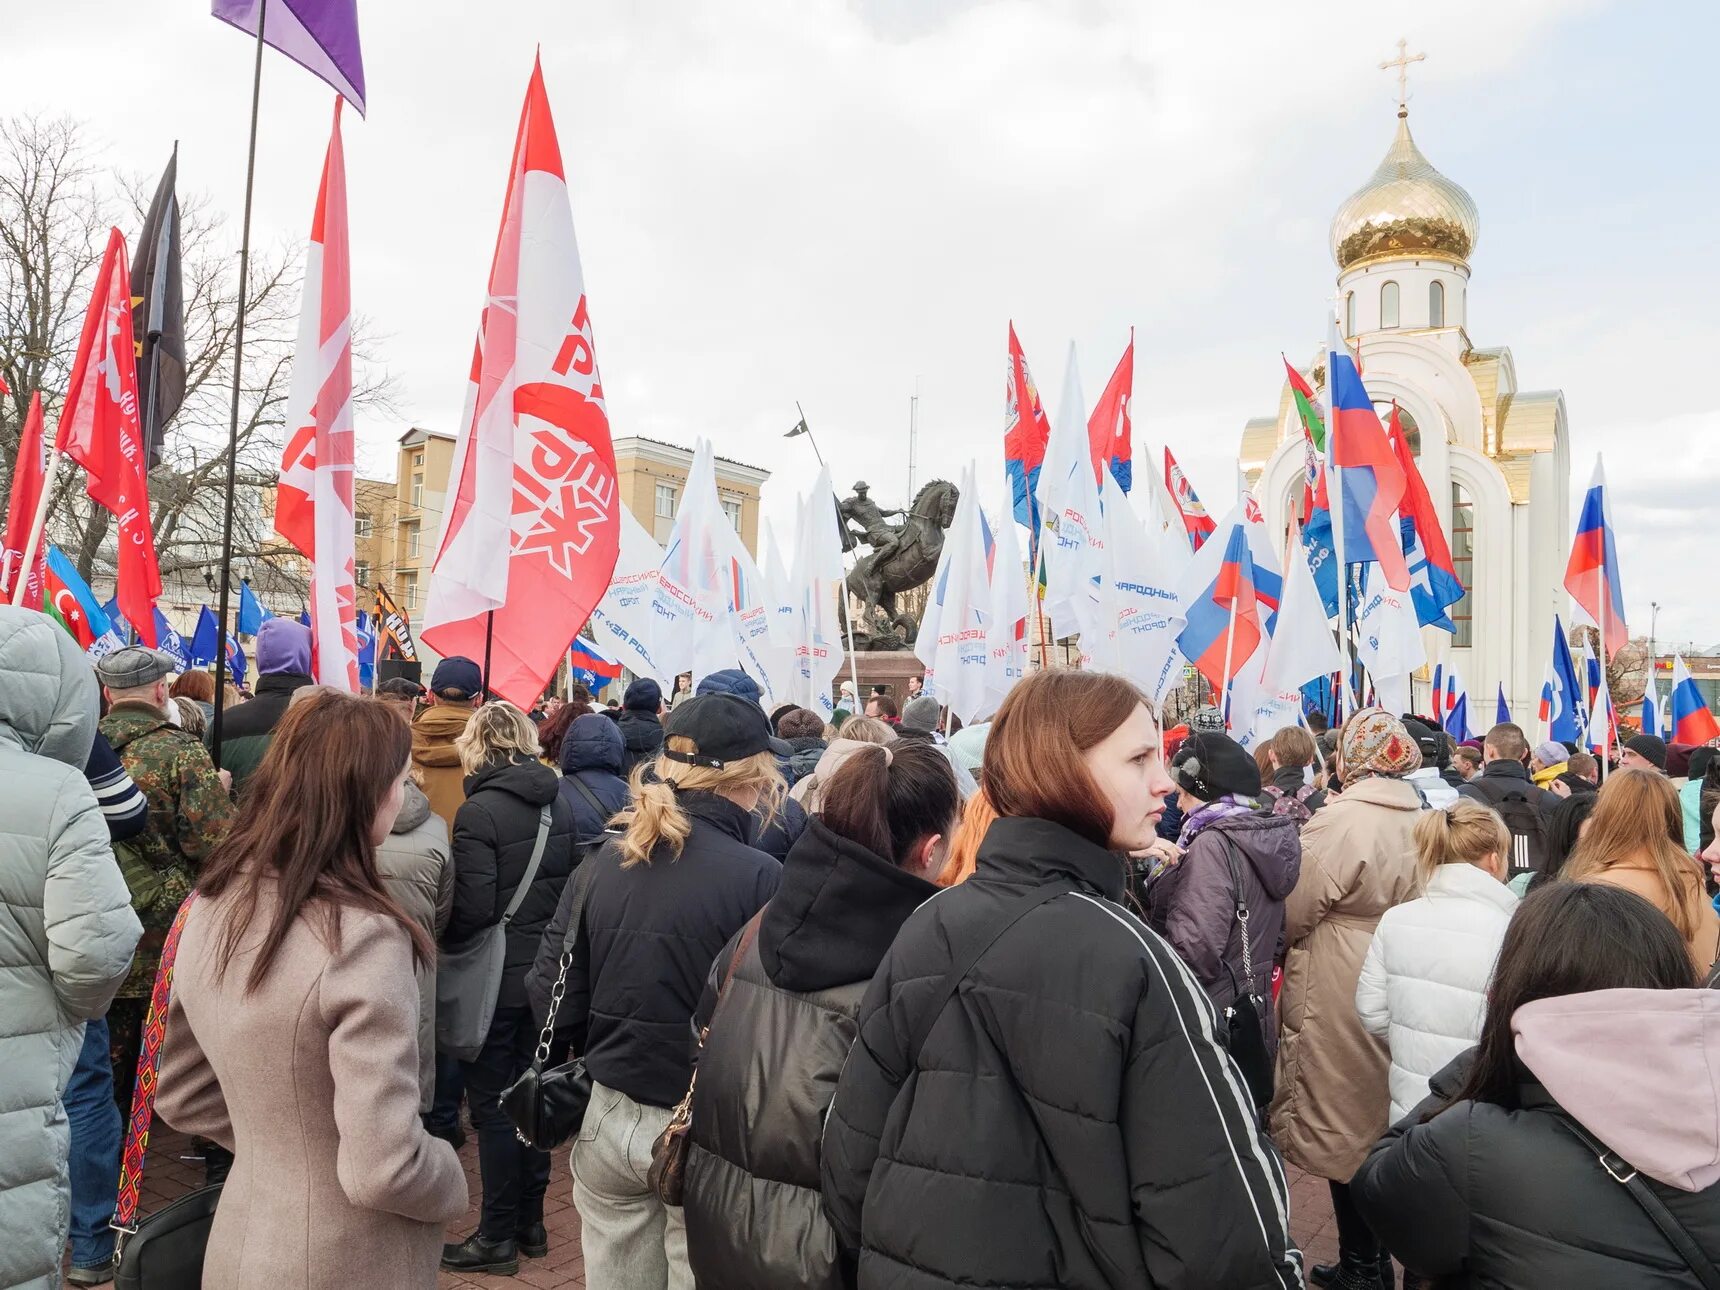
[1339,708,1422,783]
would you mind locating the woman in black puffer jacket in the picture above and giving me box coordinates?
[1354,882,1720,1288]
[441,702,576,1276]
[682,740,960,1290]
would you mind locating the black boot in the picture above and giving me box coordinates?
[516,1222,548,1258]
[441,1232,519,1276]
[1379,1249,1396,1290]
[1314,1251,1387,1290]
[1310,1264,1339,1287]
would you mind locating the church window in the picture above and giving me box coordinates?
[1450,482,1474,648]
[1429,280,1445,327]
[1380,281,1400,329]
[1345,292,1356,336]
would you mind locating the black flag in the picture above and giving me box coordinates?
[132,146,185,469]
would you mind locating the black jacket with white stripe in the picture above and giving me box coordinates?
[821,816,1305,1290]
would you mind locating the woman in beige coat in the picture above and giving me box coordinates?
[158,690,467,1289]
[1268,709,1423,1290]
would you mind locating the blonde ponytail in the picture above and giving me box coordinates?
[612,736,784,868]
[1413,800,1510,888]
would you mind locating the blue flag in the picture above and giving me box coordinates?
[1300,505,1339,621]
[154,609,191,669]
[226,634,247,687]
[103,597,132,643]
[357,611,376,689]
[189,606,220,668]
[298,608,312,628]
[1496,684,1510,727]
[1547,615,1587,743]
[238,580,266,635]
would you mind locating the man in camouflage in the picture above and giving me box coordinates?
[95,646,235,1123]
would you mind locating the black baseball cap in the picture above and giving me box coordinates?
[430,655,483,699]
[662,694,790,769]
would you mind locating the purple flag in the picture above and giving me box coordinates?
[212,0,366,116]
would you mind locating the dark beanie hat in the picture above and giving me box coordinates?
[1400,717,1448,769]
[1169,732,1262,802]
[1625,734,1668,770]
[623,678,662,712]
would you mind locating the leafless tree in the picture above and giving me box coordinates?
[0,112,395,607]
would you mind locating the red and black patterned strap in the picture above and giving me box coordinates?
[113,891,198,1240]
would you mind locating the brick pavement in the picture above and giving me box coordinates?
[127,1124,1340,1288]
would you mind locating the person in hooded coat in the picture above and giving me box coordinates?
[212,618,316,793]
[1145,732,1301,1056]
[1271,708,1424,1290]
[410,656,484,830]
[0,608,142,1290]
[790,717,896,813]
[776,706,829,786]
[612,678,667,776]
[1354,883,1720,1289]
[682,741,960,1290]
[558,711,631,843]
[442,702,577,1276]
[374,776,453,1111]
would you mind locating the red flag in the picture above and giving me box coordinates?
[420,58,621,707]
[1086,331,1133,490]
[58,229,160,643]
[1163,446,1216,551]
[2,392,48,608]
[276,98,360,690]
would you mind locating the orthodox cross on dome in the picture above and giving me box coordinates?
[1379,38,1426,117]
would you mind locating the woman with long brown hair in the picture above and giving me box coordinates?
[822,670,1300,1289]
[156,689,466,1289]
[1564,766,1720,973]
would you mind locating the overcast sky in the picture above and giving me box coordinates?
[9,0,1718,645]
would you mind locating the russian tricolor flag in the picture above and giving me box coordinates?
[569,634,623,690]
[1563,456,1628,658]
[1670,655,1719,746]
[1326,320,1409,590]
[1174,521,1261,696]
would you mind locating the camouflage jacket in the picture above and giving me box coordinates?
[100,701,236,996]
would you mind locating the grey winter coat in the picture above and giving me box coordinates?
[0,609,142,1290]
[375,781,453,1109]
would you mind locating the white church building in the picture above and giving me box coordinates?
[1241,93,1571,723]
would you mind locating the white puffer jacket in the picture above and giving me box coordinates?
[1355,862,1518,1122]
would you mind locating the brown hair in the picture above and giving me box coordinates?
[1269,726,1317,771]
[1563,767,1707,940]
[1413,800,1510,888]
[819,741,959,870]
[170,669,215,703]
[1482,722,1529,763]
[868,694,899,720]
[983,670,1149,849]
[197,689,431,991]
[778,707,827,741]
[938,788,996,887]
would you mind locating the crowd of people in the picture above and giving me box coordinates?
[4,592,1720,1289]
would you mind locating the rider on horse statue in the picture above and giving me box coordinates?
[839,482,906,564]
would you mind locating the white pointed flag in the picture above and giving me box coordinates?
[982,499,1029,718]
[916,463,991,723]
[588,505,669,683]
[1036,344,1104,643]
[794,465,849,719]
[761,518,801,650]
[1355,561,1425,717]
[1239,535,1343,747]
[650,438,736,684]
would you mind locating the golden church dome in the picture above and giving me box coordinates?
[1330,111,1479,271]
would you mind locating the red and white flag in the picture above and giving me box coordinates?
[276,98,360,690]
[59,228,161,643]
[421,58,620,706]
[1,392,48,608]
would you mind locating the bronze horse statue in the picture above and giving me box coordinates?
[845,478,960,647]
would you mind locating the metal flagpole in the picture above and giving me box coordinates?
[209,0,268,770]
[482,610,495,702]
[1219,596,1239,731]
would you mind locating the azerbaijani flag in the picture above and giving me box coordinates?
[1175,521,1261,695]
[1326,319,1409,589]
[1563,455,1628,659]
[1670,655,1719,746]
[44,545,114,651]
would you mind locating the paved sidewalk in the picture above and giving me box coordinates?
[130,1125,1338,1288]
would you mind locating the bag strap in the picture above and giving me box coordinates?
[904,880,1074,1073]
[565,774,612,823]
[699,913,764,1045]
[113,891,199,1249]
[1555,1115,1720,1290]
[532,846,606,1064]
[1220,837,1257,991]
[501,805,554,927]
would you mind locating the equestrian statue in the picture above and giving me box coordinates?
[840,478,960,647]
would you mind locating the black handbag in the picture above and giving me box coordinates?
[1218,839,1275,1112]
[501,836,604,1150]
[113,894,221,1289]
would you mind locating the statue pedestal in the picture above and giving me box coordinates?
[839,650,924,704]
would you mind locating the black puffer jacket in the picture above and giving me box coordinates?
[821,817,1302,1289]
[683,817,936,1290]
[612,708,663,776]
[1354,990,1720,1288]
[753,792,808,862]
[446,756,577,1010]
[526,790,780,1109]
[557,712,630,845]
[1145,808,1301,1053]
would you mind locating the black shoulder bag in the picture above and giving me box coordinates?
[1218,838,1275,1112]
[1556,1114,1720,1290]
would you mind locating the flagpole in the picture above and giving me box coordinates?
[1219,596,1239,731]
[9,449,64,608]
[1030,531,1050,667]
[483,609,495,702]
[210,0,269,769]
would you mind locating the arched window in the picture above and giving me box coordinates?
[1380,280,1400,329]
[1429,280,1445,327]
[1450,481,1474,648]
[1344,291,1356,337]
